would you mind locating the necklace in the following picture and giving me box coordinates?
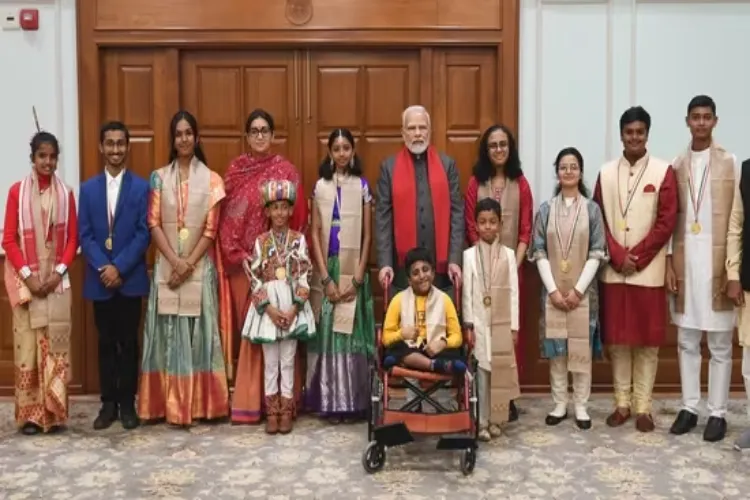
[271,229,289,280]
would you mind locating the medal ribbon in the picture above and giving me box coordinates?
[476,242,494,300]
[616,157,650,220]
[107,175,122,241]
[554,195,583,262]
[175,162,186,232]
[686,151,711,224]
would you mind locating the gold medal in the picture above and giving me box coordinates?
[560,259,571,273]
[275,266,287,280]
[483,295,491,307]
[179,228,190,241]
[690,221,702,234]
[104,237,113,250]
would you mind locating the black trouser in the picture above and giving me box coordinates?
[92,294,143,407]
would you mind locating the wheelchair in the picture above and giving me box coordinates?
[361,283,479,476]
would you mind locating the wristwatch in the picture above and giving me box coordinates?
[19,266,32,280]
[54,264,68,276]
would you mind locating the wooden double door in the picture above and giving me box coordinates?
[0,46,501,394]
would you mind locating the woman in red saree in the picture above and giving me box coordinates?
[219,109,308,424]
[464,124,533,422]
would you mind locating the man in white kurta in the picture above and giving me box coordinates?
[666,96,737,444]
[726,156,750,450]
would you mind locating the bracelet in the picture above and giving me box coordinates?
[321,276,332,286]
[352,276,363,289]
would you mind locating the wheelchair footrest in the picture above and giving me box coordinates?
[436,435,477,450]
[373,422,414,447]
[383,410,471,435]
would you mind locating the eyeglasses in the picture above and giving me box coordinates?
[249,127,271,138]
[487,141,509,151]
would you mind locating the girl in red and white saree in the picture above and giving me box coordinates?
[1,131,78,435]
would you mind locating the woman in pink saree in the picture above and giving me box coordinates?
[219,109,308,424]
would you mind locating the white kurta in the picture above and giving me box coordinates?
[668,149,738,332]
[462,244,519,372]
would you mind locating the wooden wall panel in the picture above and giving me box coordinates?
[180,51,300,179]
[94,0,503,31]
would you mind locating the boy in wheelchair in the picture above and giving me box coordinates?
[381,247,467,375]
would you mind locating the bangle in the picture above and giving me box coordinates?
[352,276,363,289]
[321,276,332,286]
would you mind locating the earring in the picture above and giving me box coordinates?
[349,157,354,168]
[330,158,334,167]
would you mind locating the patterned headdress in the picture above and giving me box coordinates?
[262,179,297,206]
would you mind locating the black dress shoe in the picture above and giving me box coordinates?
[20,422,41,435]
[576,418,592,430]
[669,409,697,435]
[93,402,118,430]
[703,416,727,442]
[545,412,568,426]
[120,405,140,430]
[508,400,519,422]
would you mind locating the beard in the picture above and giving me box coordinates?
[406,141,428,155]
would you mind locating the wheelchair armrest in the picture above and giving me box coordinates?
[462,325,475,361]
[374,324,384,371]
[462,325,475,349]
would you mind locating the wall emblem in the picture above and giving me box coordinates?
[285,0,313,26]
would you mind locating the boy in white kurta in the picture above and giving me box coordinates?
[463,198,519,441]
[666,95,737,443]
[241,180,316,435]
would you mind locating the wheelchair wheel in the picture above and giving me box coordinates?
[362,440,386,473]
[460,447,476,476]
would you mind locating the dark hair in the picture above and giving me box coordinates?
[475,197,502,221]
[29,131,60,161]
[619,106,651,133]
[472,124,523,183]
[404,247,434,274]
[687,95,716,116]
[245,108,275,134]
[318,128,364,180]
[99,121,130,144]
[168,110,208,165]
[553,147,590,198]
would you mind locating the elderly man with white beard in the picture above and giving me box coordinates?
[375,105,464,299]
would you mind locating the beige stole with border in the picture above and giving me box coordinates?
[309,175,363,333]
[157,159,211,317]
[477,240,518,424]
[27,184,72,360]
[544,196,591,373]
[478,177,520,249]
[399,286,446,348]
[671,143,735,313]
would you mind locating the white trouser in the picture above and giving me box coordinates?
[477,368,491,427]
[743,346,750,417]
[677,328,733,418]
[263,339,297,398]
[549,357,591,407]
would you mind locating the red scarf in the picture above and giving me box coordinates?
[392,146,450,273]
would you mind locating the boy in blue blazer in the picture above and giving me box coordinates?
[79,121,151,430]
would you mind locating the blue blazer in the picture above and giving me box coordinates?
[78,170,151,301]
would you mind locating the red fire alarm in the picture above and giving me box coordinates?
[19,9,39,31]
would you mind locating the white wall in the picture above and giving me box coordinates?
[519,0,750,203]
[0,0,78,248]
[1,0,749,243]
